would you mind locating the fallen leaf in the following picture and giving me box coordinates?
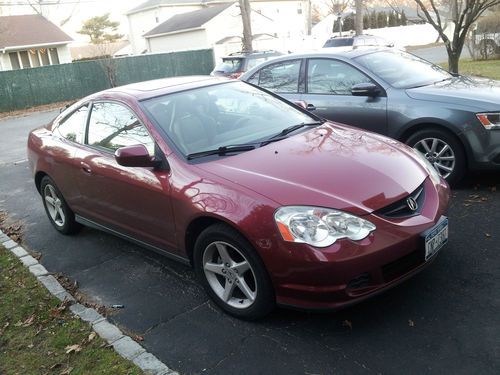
[134,335,144,342]
[408,319,415,327]
[27,343,34,349]
[485,233,491,238]
[342,320,353,330]
[59,366,73,375]
[22,314,36,327]
[88,332,96,342]
[65,344,82,354]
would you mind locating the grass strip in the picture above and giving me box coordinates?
[0,245,142,375]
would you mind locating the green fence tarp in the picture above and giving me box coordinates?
[0,49,214,112]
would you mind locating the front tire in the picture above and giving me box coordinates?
[194,223,275,320]
[406,128,466,186]
[40,176,81,235]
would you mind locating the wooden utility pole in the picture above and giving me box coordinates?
[239,0,253,52]
[355,0,363,35]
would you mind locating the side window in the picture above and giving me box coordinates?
[247,72,260,85]
[258,59,301,93]
[55,105,88,143]
[87,102,155,155]
[307,59,371,95]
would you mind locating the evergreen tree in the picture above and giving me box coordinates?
[388,11,397,27]
[363,14,370,29]
[343,14,355,31]
[400,10,408,26]
[377,12,387,28]
[370,11,378,29]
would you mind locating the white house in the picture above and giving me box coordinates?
[126,0,311,55]
[142,2,278,58]
[0,14,72,71]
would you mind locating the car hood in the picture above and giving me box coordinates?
[196,123,428,215]
[406,76,500,110]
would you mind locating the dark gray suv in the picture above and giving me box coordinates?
[241,48,500,185]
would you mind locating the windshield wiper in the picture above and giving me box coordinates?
[187,144,256,160]
[261,121,324,146]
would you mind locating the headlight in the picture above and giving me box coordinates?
[476,113,500,130]
[413,149,441,184]
[274,206,376,248]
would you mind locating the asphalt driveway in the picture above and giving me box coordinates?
[1,110,499,375]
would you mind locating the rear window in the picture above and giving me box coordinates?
[323,38,353,48]
[213,58,244,74]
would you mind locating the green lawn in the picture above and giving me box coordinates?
[0,246,142,375]
[440,59,500,80]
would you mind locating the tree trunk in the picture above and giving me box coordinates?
[447,49,459,74]
[239,0,253,52]
[355,0,363,36]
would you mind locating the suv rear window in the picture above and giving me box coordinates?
[213,58,244,74]
[323,38,354,48]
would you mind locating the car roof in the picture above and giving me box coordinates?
[256,47,391,61]
[91,76,231,101]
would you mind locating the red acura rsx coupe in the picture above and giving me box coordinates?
[27,76,450,319]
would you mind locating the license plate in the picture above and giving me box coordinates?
[423,217,448,261]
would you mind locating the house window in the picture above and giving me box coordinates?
[7,47,61,70]
[9,53,20,70]
[19,51,30,68]
[39,48,50,66]
[30,49,41,67]
[49,48,60,64]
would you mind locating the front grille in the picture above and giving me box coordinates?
[376,183,425,218]
[347,273,372,290]
[382,250,424,282]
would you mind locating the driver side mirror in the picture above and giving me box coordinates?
[351,83,381,97]
[115,144,161,168]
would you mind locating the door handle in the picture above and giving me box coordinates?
[306,103,316,111]
[81,162,91,174]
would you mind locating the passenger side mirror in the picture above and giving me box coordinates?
[115,144,161,168]
[351,83,381,97]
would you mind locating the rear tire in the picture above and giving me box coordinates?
[406,128,466,186]
[40,176,81,235]
[193,223,275,320]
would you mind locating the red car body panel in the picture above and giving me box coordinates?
[27,77,450,311]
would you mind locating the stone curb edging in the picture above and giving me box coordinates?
[1,230,178,375]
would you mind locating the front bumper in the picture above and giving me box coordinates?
[266,177,450,310]
[462,126,500,170]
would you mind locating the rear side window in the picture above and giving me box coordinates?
[253,59,301,93]
[54,105,88,143]
[87,102,155,155]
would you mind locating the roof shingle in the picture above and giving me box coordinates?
[0,14,72,50]
[143,3,233,37]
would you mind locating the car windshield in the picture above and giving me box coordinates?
[142,81,316,158]
[323,38,353,48]
[213,58,244,74]
[355,50,453,89]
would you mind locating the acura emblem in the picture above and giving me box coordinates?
[407,197,418,211]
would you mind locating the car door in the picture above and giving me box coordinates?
[303,58,388,135]
[245,59,304,104]
[73,101,177,252]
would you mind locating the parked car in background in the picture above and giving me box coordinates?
[241,48,500,185]
[323,35,395,50]
[210,50,282,79]
[28,76,449,319]
[475,32,500,58]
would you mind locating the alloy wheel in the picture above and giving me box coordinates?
[202,241,257,309]
[413,137,455,179]
[43,184,66,227]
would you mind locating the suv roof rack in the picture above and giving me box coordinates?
[228,50,279,56]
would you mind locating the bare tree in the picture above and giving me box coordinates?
[414,0,500,73]
[239,0,253,52]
